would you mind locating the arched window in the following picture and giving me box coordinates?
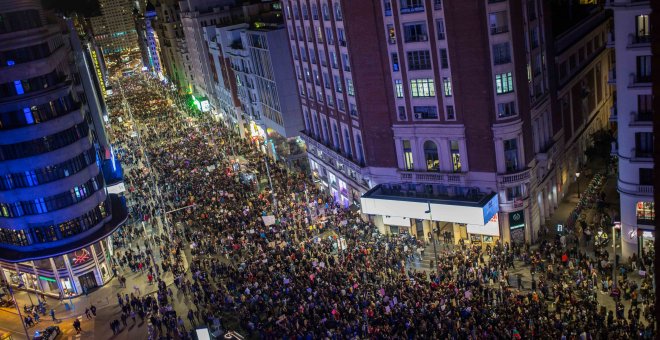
[343,128,352,157]
[424,141,439,171]
[321,118,329,144]
[356,134,364,164]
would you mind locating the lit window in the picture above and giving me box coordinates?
[395,80,404,98]
[495,72,514,94]
[410,78,435,97]
[442,77,452,97]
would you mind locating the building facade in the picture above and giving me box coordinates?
[91,0,139,55]
[607,0,653,260]
[153,0,191,92]
[210,22,305,164]
[283,0,399,209]
[0,0,127,297]
[285,0,613,247]
[135,1,163,75]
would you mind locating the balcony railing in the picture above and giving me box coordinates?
[397,170,466,185]
[630,111,652,125]
[632,147,653,160]
[630,73,651,86]
[629,33,651,46]
[490,25,509,35]
[400,6,425,14]
[497,168,531,185]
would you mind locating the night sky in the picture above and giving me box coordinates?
[41,0,101,16]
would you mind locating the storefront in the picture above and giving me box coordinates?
[0,237,115,298]
[509,210,526,244]
[362,183,500,245]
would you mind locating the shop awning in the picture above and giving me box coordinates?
[361,183,498,226]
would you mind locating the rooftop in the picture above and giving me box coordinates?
[362,183,496,207]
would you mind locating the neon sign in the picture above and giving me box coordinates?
[72,249,91,265]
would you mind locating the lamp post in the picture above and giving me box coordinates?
[612,222,620,288]
[575,171,581,198]
[424,201,438,266]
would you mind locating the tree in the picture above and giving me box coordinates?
[585,129,615,174]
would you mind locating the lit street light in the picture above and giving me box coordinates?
[576,171,581,198]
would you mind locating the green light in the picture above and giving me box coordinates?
[39,276,56,282]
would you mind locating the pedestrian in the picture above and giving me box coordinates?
[73,318,81,333]
[85,308,92,319]
[90,304,97,316]
[50,308,56,321]
[130,310,136,324]
[121,313,127,326]
[110,320,117,335]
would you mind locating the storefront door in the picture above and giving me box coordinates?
[78,272,98,293]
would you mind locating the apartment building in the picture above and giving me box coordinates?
[607,0,653,260]
[153,0,191,92]
[283,0,399,208]
[285,0,612,246]
[208,21,305,164]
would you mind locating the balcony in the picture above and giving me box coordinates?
[535,140,559,165]
[400,6,425,14]
[617,179,653,197]
[631,147,653,161]
[300,130,365,174]
[404,34,428,43]
[629,73,651,87]
[628,33,651,47]
[490,25,509,35]
[397,170,467,185]
[497,168,531,186]
[630,111,652,126]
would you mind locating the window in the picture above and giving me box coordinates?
[424,141,439,171]
[398,106,407,120]
[638,95,652,120]
[330,51,338,69]
[446,105,455,120]
[326,28,334,45]
[495,72,514,94]
[322,4,329,20]
[337,28,346,46]
[384,0,392,16]
[391,52,400,72]
[504,138,519,172]
[635,132,653,157]
[349,103,358,117]
[489,11,508,35]
[342,54,350,72]
[334,75,343,93]
[403,23,428,42]
[639,168,653,186]
[433,0,442,10]
[635,15,650,43]
[387,24,396,44]
[442,77,452,97]
[403,140,413,170]
[334,3,343,20]
[436,19,445,40]
[450,140,461,172]
[636,202,654,225]
[400,0,424,14]
[439,48,449,69]
[312,4,319,20]
[414,106,438,119]
[407,50,431,70]
[342,128,352,157]
[323,72,330,89]
[410,79,435,97]
[636,56,651,82]
[316,27,323,42]
[506,185,523,201]
[497,101,516,118]
[395,80,404,98]
[347,79,355,96]
[302,4,308,20]
[530,27,539,49]
[492,42,511,65]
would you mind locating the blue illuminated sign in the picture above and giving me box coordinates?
[481,194,499,225]
[14,80,24,95]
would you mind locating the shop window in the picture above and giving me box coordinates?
[424,141,439,171]
[636,202,654,225]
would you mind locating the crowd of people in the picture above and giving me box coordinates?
[103,75,655,339]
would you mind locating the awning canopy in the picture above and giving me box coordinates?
[361,183,499,226]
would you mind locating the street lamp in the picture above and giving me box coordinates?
[575,171,581,198]
[424,201,438,266]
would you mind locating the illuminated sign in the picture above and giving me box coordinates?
[72,249,91,265]
[201,100,210,112]
[39,276,56,282]
[90,48,106,97]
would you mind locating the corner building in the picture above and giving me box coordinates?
[607,0,653,260]
[0,0,127,297]
[286,0,613,247]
